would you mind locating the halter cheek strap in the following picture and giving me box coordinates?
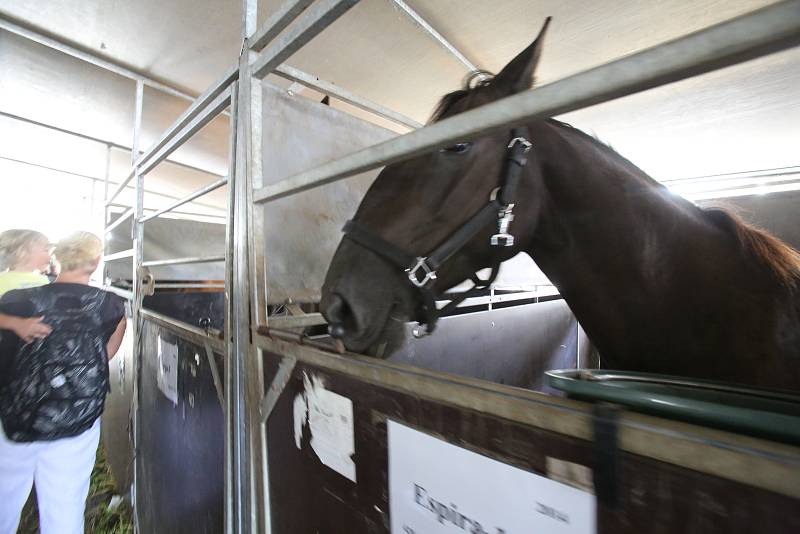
[341,127,533,336]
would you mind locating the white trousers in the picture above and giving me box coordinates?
[0,419,100,534]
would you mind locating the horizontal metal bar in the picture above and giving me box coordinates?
[104,285,134,301]
[267,313,326,329]
[140,177,229,223]
[254,1,800,204]
[147,210,227,222]
[135,64,238,171]
[138,86,233,178]
[141,308,225,353]
[103,249,134,262]
[274,64,421,129]
[112,205,226,221]
[259,355,297,421]
[0,111,227,186]
[661,165,800,186]
[0,16,195,103]
[249,0,315,51]
[105,168,136,206]
[251,0,360,79]
[154,283,225,289]
[670,173,800,194]
[448,287,561,309]
[104,208,134,234]
[389,0,479,73]
[141,255,225,267]
[204,342,225,408]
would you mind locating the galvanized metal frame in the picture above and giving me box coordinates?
[129,79,145,534]
[140,255,226,267]
[272,64,422,129]
[250,0,360,79]
[249,0,316,52]
[139,177,229,223]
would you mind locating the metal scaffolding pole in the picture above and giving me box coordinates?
[130,79,145,534]
[389,0,481,74]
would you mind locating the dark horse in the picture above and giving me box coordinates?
[321,20,800,392]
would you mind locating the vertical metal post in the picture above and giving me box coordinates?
[227,1,259,531]
[130,79,144,534]
[102,143,112,283]
[230,56,252,534]
[224,82,239,534]
[244,54,269,534]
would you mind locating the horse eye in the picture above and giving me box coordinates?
[441,142,472,154]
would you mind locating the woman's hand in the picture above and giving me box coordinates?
[4,316,53,343]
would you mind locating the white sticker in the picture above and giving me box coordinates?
[157,335,179,405]
[389,420,596,534]
[293,373,356,482]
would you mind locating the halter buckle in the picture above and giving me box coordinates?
[508,137,532,152]
[406,257,437,288]
[490,205,515,247]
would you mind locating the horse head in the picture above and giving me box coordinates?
[321,20,552,355]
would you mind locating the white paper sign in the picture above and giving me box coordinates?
[293,373,356,482]
[157,335,179,404]
[389,421,596,534]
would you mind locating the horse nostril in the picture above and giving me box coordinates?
[322,293,357,339]
[328,323,346,339]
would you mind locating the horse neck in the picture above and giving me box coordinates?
[519,121,708,343]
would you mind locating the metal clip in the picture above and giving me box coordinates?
[507,137,532,152]
[406,257,437,288]
[137,266,155,296]
[490,205,515,247]
[411,324,430,338]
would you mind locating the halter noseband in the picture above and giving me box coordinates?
[341,128,534,337]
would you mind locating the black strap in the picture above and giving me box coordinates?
[428,200,503,270]
[341,127,532,334]
[342,220,416,268]
[498,127,530,205]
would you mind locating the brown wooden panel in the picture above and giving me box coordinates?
[264,351,799,534]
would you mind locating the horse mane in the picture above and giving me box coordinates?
[704,208,800,288]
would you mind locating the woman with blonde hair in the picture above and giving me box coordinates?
[0,231,126,534]
[0,229,54,342]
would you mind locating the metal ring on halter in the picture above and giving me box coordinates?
[405,257,437,288]
[508,137,532,152]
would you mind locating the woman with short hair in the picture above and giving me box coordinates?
[0,231,126,534]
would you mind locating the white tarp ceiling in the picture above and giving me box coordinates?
[0,0,798,218]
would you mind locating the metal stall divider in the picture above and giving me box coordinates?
[98,60,236,532]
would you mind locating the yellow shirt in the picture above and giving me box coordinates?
[0,271,49,298]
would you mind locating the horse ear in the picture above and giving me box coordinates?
[491,17,551,96]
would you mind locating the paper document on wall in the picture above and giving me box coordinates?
[293,373,356,482]
[389,420,596,534]
[157,335,179,404]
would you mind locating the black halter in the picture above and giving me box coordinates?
[342,128,533,336]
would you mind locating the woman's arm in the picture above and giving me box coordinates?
[106,318,127,360]
[0,313,52,343]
